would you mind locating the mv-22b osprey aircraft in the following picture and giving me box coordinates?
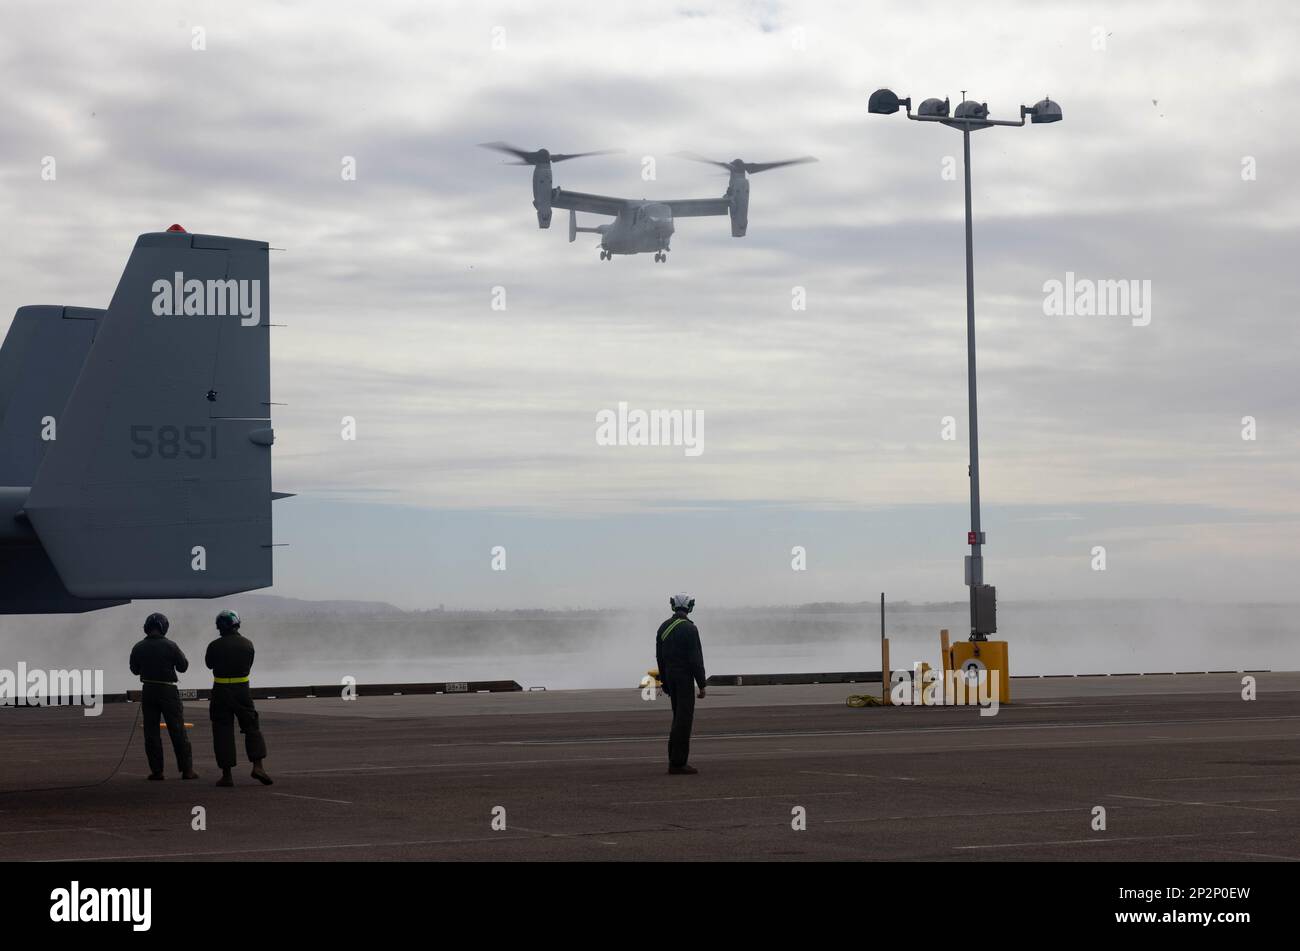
[480,142,816,262]
[0,225,288,614]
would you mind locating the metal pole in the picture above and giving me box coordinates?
[880,592,888,703]
[963,127,984,640]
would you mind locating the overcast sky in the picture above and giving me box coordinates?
[1,1,1297,610]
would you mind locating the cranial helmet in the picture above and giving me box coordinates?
[669,593,695,614]
[215,609,241,632]
[143,612,169,636]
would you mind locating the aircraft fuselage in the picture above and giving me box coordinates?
[600,202,674,255]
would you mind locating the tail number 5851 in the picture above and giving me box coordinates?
[130,424,218,460]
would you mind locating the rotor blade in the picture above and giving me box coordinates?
[478,141,539,164]
[550,149,623,163]
[745,156,819,174]
[673,151,733,171]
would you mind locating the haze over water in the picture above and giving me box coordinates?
[3,596,1293,693]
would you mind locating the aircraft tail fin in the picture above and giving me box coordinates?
[568,209,605,243]
[0,306,105,486]
[24,229,277,600]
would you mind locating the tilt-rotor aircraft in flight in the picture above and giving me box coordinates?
[0,225,288,614]
[480,142,817,262]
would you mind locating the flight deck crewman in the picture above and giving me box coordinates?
[205,609,273,787]
[655,593,707,775]
[129,612,198,781]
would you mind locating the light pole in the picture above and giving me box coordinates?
[868,89,1062,641]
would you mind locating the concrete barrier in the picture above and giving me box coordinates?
[112,679,523,703]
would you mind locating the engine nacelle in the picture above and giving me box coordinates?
[532,163,553,228]
[728,175,750,237]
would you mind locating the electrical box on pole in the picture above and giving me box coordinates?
[973,584,997,635]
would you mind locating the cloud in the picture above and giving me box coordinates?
[0,0,1297,605]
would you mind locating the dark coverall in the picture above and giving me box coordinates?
[655,613,706,769]
[128,632,194,775]
[205,631,268,769]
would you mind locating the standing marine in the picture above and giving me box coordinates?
[128,612,197,780]
[655,593,707,775]
[205,609,272,787]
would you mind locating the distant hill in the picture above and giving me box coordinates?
[234,593,405,617]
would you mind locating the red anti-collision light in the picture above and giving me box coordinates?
[166,223,187,232]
